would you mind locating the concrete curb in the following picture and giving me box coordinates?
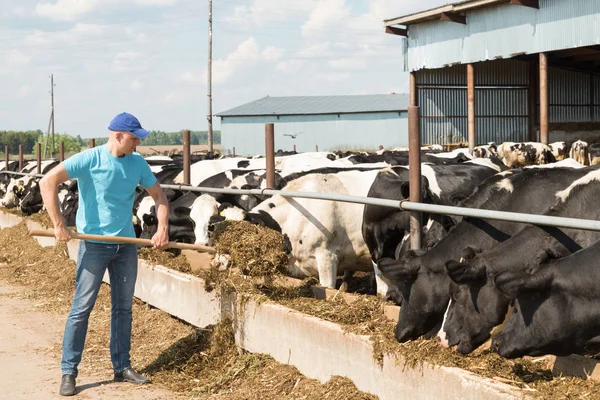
[2,209,582,399]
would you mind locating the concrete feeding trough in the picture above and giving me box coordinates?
[1,208,595,399]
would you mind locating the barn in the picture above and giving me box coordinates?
[216,94,408,156]
[384,0,600,149]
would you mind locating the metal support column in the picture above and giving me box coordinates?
[539,53,549,145]
[265,124,275,189]
[467,64,476,152]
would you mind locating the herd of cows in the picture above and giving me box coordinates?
[2,139,600,363]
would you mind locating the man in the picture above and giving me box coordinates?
[40,112,169,396]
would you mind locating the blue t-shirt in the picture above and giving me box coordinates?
[63,145,157,241]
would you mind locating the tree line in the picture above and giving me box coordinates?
[0,130,220,155]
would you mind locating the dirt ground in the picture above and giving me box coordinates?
[0,282,179,400]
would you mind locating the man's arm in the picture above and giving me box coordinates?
[39,164,72,242]
[145,182,169,249]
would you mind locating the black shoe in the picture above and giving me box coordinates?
[59,374,76,396]
[114,368,150,384]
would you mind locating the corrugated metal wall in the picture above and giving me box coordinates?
[418,59,529,145]
[418,59,600,145]
[406,0,600,72]
[220,112,408,156]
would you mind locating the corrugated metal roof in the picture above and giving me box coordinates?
[216,94,409,117]
[384,0,506,26]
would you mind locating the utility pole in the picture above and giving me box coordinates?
[207,0,214,153]
[50,74,55,158]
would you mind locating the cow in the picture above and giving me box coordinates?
[473,143,498,159]
[361,160,504,299]
[219,168,386,291]
[499,142,555,168]
[442,166,600,354]
[0,160,59,209]
[492,238,600,358]
[569,140,588,165]
[588,142,600,166]
[375,166,598,343]
[0,160,20,197]
[549,141,567,161]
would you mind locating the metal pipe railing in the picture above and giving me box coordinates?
[0,171,45,178]
[160,184,600,232]
[3,174,600,233]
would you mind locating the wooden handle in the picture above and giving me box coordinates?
[28,229,216,254]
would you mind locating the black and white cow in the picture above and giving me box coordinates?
[362,159,504,298]
[222,168,388,290]
[0,160,59,209]
[499,142,555,168]
[588,142,600,166]
[492,237,600,358]
[442,166,600,354]
[549,141,567,161]
[569,140,589,165]
[473,143,498,159]
[375,166,597,343]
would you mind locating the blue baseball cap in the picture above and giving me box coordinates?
[108,112,150,139]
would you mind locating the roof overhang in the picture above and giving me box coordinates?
[384,0,537,27]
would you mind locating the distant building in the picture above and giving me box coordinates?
[385,0,600,146]
[216,94,408,156]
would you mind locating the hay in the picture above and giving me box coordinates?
[138,247,192,273]
[213,220,288,278]
[0,218,376,399]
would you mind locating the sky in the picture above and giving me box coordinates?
[0,0,448,138]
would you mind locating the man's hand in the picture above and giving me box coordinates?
[54,225,72,243]
[151,227,169,249]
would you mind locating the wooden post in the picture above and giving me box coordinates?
[36,143,41,174]
[232,147,236,157]
[293,144,296,153]
[265,124,275,189]
[59,142,65,162]
[315,144,319,152]
[539,52,549,145]
[18,145,23,172]
[467,64,476,152]
[4,145,8,171]
[408,106,422,250]
[89,138,95,148]
[183,130,191,185]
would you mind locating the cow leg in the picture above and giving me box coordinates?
[339,270,354,292]
[316,251,338,289]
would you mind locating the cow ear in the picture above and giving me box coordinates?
[378,257,420,281]
[461,246,481,261]
[493,270,553,299]
[445,260,487,284]
[400,182,410,199]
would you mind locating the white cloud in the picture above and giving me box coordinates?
[35,0,96,21]
[35,0,180,21]
[130,80,143,91]
[24,23,109,47]
[276,60,305,73]
[301,0,350,37]
[261,46,283,61]
[180,70,203,84]
[222,0,313,29]
[5,50,31,68]
[17,86,31,98]
[112,51,149,72]
[329,58,365,71]
[204,37,260,84]
[125,27,147,42]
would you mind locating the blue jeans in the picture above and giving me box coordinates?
[61,241,138,377]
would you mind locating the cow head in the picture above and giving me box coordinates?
[378,250,450,342]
